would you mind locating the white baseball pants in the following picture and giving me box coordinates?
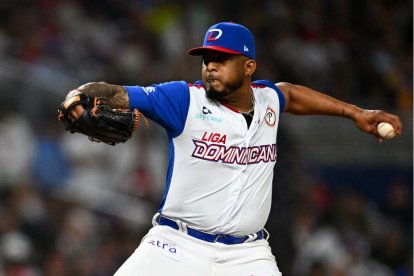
[114,225,282,276]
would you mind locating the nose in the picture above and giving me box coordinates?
[205,61,218,72]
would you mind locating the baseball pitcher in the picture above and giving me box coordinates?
[59,22,402,275]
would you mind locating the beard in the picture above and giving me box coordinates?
[205,77,244,101]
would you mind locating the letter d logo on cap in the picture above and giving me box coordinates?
[207,29,223,41]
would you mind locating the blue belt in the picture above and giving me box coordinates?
[156,215,267,245]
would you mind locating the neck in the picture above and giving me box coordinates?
[220,85,254,113]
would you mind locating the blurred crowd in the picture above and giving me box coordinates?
[0,0,412,275]
[286,177,412,276]
[0,0,412,111]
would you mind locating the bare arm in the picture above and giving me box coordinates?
[66,82,130,109]
[276,82,403,141]
[65,82,130,120]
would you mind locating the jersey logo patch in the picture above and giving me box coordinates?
[196,107,222,123]
[202,132,226,144]
[192,140,277,164]
[202,106,212,114]
[265,107,276,127]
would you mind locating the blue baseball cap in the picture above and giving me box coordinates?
[188,22,255,59]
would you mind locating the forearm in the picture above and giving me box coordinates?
[277,82,363,120]
[277,82,403,139]
[68,82,130,109]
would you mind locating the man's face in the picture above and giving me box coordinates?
[201,51,248,101]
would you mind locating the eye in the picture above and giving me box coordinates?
[202,56,227,65]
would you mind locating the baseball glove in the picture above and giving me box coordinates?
[58,94,142,145]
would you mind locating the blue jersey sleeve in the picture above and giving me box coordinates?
[252,80,286,113]
[125,81,190,138]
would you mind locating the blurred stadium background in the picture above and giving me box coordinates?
[0,0,412,275]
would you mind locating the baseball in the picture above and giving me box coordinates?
[377,122,396,140]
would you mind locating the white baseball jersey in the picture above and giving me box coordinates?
[126,80,285,237]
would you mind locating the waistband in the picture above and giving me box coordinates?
[153,213,269,245]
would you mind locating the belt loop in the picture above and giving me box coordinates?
[213,234,223,243]
[176,219,188,234]
[263,228,270,241]
[244,233,258,243]
[152,213,161,226]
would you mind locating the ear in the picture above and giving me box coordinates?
[244,59,256,77]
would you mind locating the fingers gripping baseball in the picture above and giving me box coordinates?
[354,109,402,141]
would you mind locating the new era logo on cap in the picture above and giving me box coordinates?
[188,22,255,59]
